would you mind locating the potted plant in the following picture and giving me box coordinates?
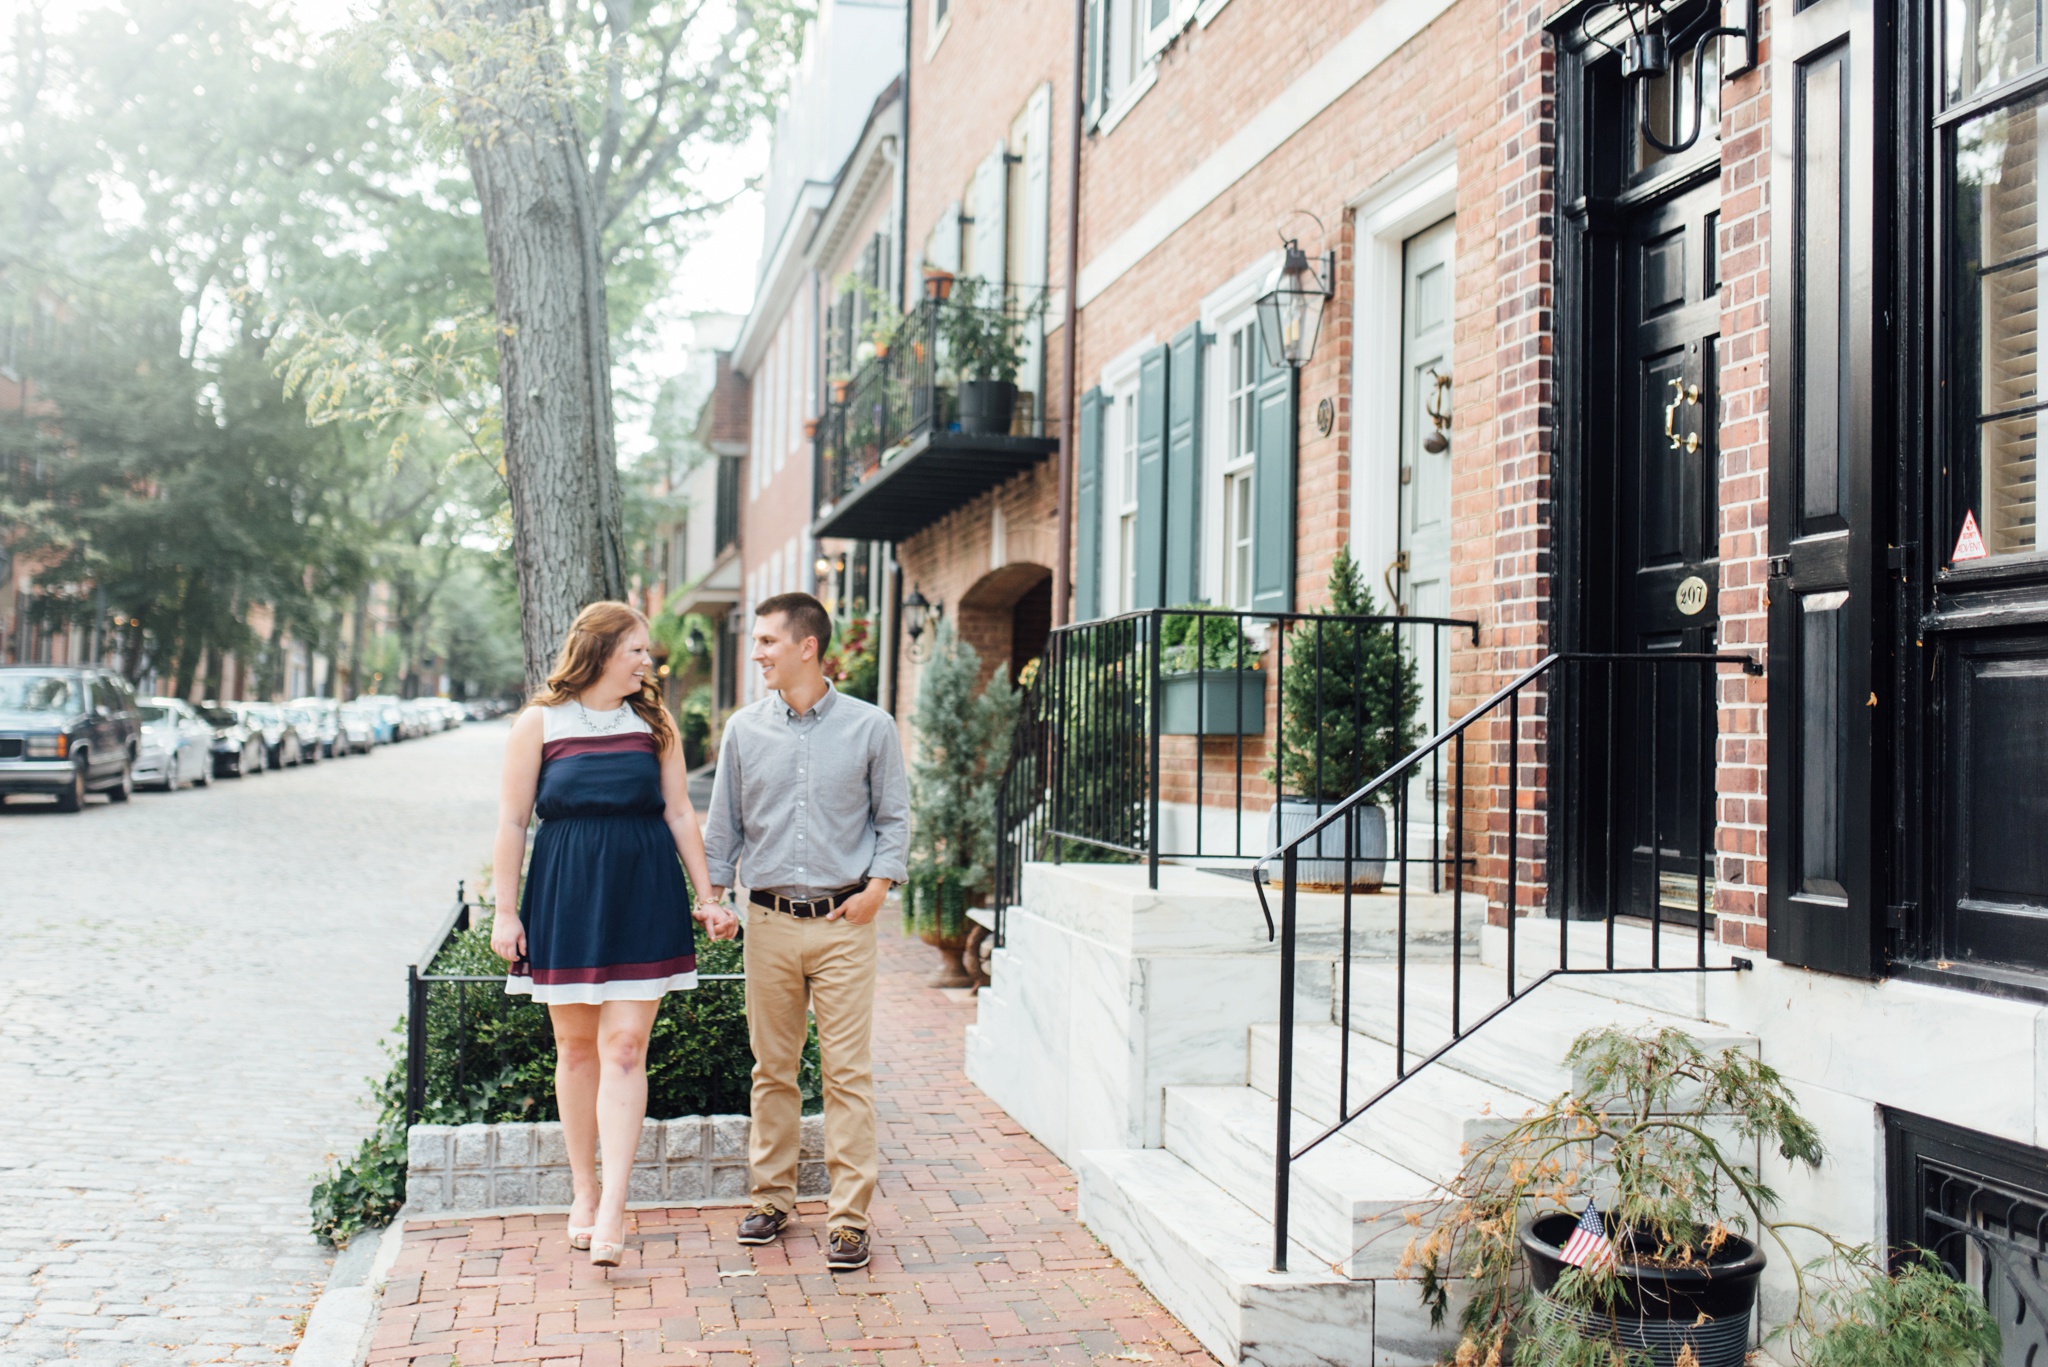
[1412,1025,2004,1367]
[1158,608,1266,736]
[903,621,1020,987]
[937,275,1034,436]
[823,615,880,704]
[1268,546,1419,890]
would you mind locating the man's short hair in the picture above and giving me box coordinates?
[756,592,833,657]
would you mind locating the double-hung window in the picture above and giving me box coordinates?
[1115,391,1141,612]
[1946,1,2048,562]
[1221,322,1259,609]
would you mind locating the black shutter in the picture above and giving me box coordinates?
[1250,341,1296,615]
[1766,0,1880,976]
[1134,345,1169,609]
[1166,321,1205,605]
[1075,387,1106,620]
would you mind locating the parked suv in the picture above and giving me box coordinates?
[0,666,141,811]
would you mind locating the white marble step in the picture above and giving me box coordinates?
[1331,966,1758,1100]
[1246,1021,1538,1181]
[1161,1084,1443,1279]
[1076,1146,1376,1367]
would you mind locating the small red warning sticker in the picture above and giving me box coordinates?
[1953,509,1988,562]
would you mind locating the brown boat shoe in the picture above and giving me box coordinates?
[735,1204,790,1245]
[825,1226,871,1272]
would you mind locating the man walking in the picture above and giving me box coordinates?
[704,592,908,1272]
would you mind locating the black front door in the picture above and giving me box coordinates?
[1612,182,1723,921]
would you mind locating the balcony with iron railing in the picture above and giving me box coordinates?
[809,285,1059,544]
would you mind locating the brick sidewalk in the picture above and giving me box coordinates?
[367,922,1218,1366]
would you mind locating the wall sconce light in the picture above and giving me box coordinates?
[902,584,943,662]
[1577,0,1759,156]
[1255,235,1335,371]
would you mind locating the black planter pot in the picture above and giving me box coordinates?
[1521,1213,1764,1367]
[957,379,1018,435]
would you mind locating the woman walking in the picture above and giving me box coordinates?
[490,601,738,1267]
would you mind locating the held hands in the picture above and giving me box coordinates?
[695,889,740,941]
[490,910,527,964]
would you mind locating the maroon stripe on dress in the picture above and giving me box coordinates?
[542,732,660,763]
[529,955,697,985]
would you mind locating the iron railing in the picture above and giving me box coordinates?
[1251,651,1765,1271]
[402,882,743,1125]
[993,607,1480,939]
[812,286,1053,519]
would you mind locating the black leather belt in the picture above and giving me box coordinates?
[751,885,864,919]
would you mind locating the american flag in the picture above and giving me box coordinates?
[1558,1201,1616,1271]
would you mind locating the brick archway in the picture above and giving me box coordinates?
[955,563,1053,688]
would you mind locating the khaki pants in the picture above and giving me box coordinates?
[742,902,878,1230]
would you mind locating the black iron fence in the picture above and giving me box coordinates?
[993,607,1480,935]
[402,883,744,1125]
[1252,651,1765,1271]
[812,286,1053,517]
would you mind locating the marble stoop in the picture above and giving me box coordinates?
[1246,1022,1539,1183]
[1076,1147,1376,1367]
[1160,1084,1442,1278]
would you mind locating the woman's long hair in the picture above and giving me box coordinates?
[530,601,679,755]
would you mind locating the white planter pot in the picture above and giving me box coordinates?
[1268,798,1388,891]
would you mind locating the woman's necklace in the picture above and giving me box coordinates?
[575,696,632,733]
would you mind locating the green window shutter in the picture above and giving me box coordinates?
[1135,345,1170,610]
[1075,387,1106,620]
[1166,321,1205,605]
[1249,347,1296,615]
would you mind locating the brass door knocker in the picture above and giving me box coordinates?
[1664,377,1701,453]
[1422,369,1452,453]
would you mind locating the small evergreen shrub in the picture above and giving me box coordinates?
[904,622,1019,942]
[309,930,816,1246]
[1273,546,1420,802]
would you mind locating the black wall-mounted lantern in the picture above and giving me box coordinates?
[902,584,943,662]
[1577,0,1759,156]
[1254,238,1334,372]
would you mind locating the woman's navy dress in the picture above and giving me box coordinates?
[506,703,697,1003]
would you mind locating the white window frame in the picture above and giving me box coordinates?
[1219,319,1259,610]
[1198,252,1281,608]
[1096,338,1152,616]
[925,0,951,61]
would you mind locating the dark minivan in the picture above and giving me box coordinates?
[0,667,141,811]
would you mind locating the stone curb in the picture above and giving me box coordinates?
[402,1115,828,1215]
[288,1219,405,1367]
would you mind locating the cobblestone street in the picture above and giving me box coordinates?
[368,922,1217,1367]
[0,723,509,1365]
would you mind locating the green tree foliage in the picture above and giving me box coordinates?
[904,624,1020,942]
[1,0,522,695]
[1274,546,1421,801]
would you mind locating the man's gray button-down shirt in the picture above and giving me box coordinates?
[702,683,910,899]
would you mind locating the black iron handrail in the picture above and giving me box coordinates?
[1250,650,1765,1271]
[403,881,744,1125]
[813,286,1055,520]
[993,606,1481,935]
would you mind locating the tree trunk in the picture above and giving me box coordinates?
[459,0,628,691]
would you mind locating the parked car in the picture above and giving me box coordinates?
[134,698,215,791]
[397,699,432,739]
[195,701,267,777]
[286,701,335,762]
[0,666,140,811]
[241,703,305,769]
[335,702,375,754]
[359,694,407,742]
[346,697,397,746]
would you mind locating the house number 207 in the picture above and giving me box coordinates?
[1675,576,1710,616]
